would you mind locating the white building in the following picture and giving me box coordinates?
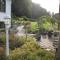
[0,0,11,26]
[0,0,11,56]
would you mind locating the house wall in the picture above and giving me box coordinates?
[0,0,11,21]
[6,0,11,18]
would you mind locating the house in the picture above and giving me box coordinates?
[0,0,11,27]
[0,0,11,56]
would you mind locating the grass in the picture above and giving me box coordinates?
[30,22,38,32]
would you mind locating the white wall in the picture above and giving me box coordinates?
[0,12,6,20]
[6,0,11,18]
[0,0,11,21]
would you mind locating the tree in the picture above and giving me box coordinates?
[37,16,56,31]
[12,1,50,19]
[52,13,59,20]
[12,0,32,18]
[32,3,50,19]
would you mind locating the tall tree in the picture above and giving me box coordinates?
[12,1,50,19]
[53,13,59,20]
[32,3,50,19]
[12,0,32,18]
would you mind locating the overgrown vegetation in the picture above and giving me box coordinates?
[0,0,58,59]
[7,36,54,60]
[0,32,54,60]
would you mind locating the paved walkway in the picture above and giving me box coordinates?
[15,25,54,50]
[16,25,35,36]
[39,35,54,50]
[16,25,25,36]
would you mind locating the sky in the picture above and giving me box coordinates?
[32,0,59,14]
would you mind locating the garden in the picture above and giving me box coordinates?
[0,15,57,60]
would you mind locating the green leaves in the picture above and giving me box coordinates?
[7,36,54,60]
[37,16,57,30]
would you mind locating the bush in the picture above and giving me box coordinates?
[7,36,54,60]
[0,32,54,60]
[14,36,26,48]
[7,47,54,60]
[0,32,15,50]
[7,50,38,60]
[0,47,6,60]
[14,36,38,49]
[9,32,15,50]
[23,21,38,33]
[0,32,37,50]
[0,32,6,45]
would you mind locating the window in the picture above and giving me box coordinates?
[0,0,6,12]
[0,22,5,28]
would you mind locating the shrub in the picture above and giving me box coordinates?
[9,32,15,50]
[7,50,38,60]
[35,48,54,60]
[27,22,38,33]
[7,36,54,60]
[0,32,6,45]
[14,36,26,48]
[0,47,6,60]
[14,36,38,49]
[7,47,54,60]
[0,32,15,50]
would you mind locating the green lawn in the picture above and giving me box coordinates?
[30,22,38,32]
